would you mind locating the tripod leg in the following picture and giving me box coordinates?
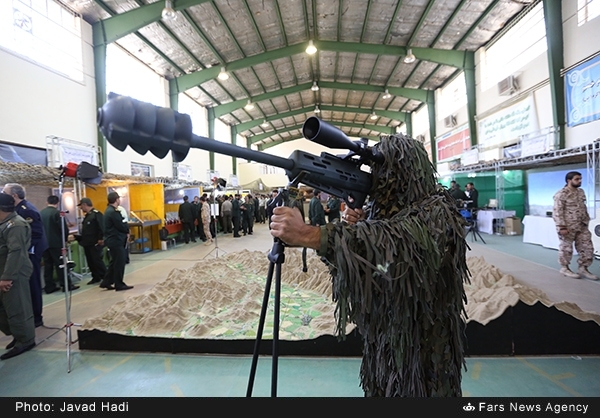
[272,262,282,397]
[246,261,275,397]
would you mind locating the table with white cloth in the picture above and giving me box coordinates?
[522,215,559,249]
[476,210,516,234]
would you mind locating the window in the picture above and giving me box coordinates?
[578,0,600,26]
[106,44,167,107]
[437,73,467,119]
[0,0,83,82]
[481,2,547,90]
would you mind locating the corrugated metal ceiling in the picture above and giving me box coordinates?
[64,0,536,149]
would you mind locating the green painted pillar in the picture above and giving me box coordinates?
[230,126,237,176]
[464,52,478,147]
[427,91,437,166]
[543,0,566,149]
[405,114,413,137]
[168,79,179,111]
[93,42,107,171]
[207,107,215,170]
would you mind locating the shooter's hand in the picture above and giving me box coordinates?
[341,207,365,225]
[270,206,321,250]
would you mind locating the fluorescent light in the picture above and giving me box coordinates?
[306,40,317,55]
[244,100,254,110]
[162,0,177,21]
[404,48,416,64]
[311,81,319,92]
[261,120,269,127]
[382,89,391,100]
[370,112,378,120]
[314,105,321,114]
[217,67,229,80]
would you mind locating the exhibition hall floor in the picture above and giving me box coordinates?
[0,223,599,397]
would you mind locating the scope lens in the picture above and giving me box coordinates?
[302,117,321,141]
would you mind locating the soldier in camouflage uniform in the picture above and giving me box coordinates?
[553,171,599,280]
[0,193,36,360]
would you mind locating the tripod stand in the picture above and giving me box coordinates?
[56,171,81,372]
[203,192,227,259]
[246,188,291,397]
[463,208,486,244]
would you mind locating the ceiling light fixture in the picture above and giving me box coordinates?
[306,40,317,55]
[261,119,269,127]
[311,81,319,92]
[244,100,255,110]
[382,89,391,100]
[162,0,177,21]
[404,48,416,64]
[217,67,229,80]
[314,105,321,114]
[370,112,378,120]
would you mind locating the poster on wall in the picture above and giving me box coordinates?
[436,125,470,162]
[131,162,153,177]
[566,54,600,127]
[477,95,539,149]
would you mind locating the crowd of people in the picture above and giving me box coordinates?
[177,190,341,241]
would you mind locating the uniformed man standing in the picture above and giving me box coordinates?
[0,193,36,360]
[178,195,196,244]
[74,198,106,286]
[231,194,242,238]
[100,192,133,291]
[40,195,79,293]
[2,183,48,328]
[553,171,599,280]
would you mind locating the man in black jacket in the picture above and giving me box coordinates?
[40,195,78,293]
[75,197,106,286]
[465,182,479,209]
[231,194,242,238]
[178,195,196,244]
[100,192,132,291]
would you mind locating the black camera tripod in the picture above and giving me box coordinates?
[246,188,292,397]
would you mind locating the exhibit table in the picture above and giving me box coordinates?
[477,210,516,234]
[522,215,557,249]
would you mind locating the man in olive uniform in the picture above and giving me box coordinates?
[553,171,599,280]
[40,195,79,293]
[0,193,36,360]
[308,190,326,226]
[178,195,196,244]
[231,194,242,238]
[100,192,133,291]
[3,183,48,328]
[74,198,106,286]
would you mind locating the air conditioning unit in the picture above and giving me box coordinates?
[443,114,457,128]
[498,75,519,96]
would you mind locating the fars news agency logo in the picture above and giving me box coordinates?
[463,403,476,412]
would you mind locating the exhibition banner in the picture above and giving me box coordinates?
[478,96,538,149]
[566,54,600,127]
[436,125,470,162]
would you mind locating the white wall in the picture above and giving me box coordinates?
[0,22,97,149]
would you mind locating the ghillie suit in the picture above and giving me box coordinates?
[319,133,470,397]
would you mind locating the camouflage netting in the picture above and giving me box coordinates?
[320,133,470,397]
[0,161,205,188]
